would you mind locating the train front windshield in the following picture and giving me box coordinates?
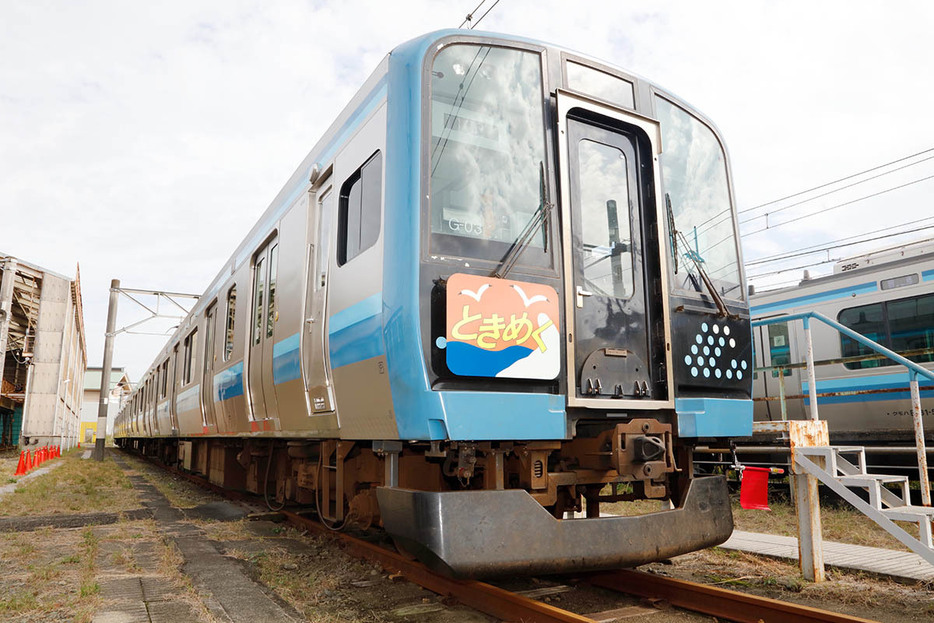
[428,44,552,271]
[656,97,743,302]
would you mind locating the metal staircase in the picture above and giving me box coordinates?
[794,445,934,564]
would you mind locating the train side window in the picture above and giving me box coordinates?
[338,151,382,266]
[224,286,236,362]
[888,294,934,365]
[839,303,890,369]
[183,329,198,384]
[767,323,792,377]
[267,244,278,338]
[253,256,265,345]
[160,361,168,398]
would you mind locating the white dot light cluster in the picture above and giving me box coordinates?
[683,322,747,380]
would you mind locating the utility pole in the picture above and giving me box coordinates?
[94,279,119,461]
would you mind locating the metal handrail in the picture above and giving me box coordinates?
[752,311,933,505]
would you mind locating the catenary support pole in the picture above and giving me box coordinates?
[94,279,119,461]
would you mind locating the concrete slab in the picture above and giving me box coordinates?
[108,453,298,623]
[721,530,934,582]
[147,600,202,623]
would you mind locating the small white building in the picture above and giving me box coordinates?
[80,367,132,443]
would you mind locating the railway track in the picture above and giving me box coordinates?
[129,449,879,623]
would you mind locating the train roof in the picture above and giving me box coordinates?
[749,237,934,317]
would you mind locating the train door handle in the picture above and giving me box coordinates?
[576,285,593,308]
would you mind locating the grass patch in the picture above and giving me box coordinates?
[0,452,139,517]
[120,454,215,508]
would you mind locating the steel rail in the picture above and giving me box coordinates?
[126,449,881,623]
[583,569,878,623]
[281,510,594,623]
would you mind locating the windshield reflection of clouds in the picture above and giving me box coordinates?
[656,97,742,299]
[430,45,546,250]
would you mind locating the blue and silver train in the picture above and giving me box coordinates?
[115,30,752,577]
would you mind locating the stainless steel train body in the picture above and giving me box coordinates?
[115,30,752,577]
[751,239,934,443]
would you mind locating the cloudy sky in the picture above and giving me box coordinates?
[2,1,933,381]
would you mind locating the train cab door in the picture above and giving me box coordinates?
[303,183,336,415]
[201,303,218,431]
[557,91,673,408]
[248,238,280,423]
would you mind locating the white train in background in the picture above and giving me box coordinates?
[750,238,934,444]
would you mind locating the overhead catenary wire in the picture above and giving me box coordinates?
[698,156,934,241]
[741,172,934,237]
[459,0,501,29]
[739,153,934,225]
[739,146,934,215]
[745,216,934,267]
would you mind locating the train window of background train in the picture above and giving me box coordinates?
[656,96,742,301]
[881,273,919,290]
[767,323,792,377]
[267,245,278,337]
[839,293,934,369]
[338,151,382,266]
[566,61,634,109]
[224,286,236,361]
[428,44,551,267]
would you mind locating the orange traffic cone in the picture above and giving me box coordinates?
[14,451,27,476]
[36,447,45,467]
[25,450,33,471]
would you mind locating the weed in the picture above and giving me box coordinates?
[79,582,100,597]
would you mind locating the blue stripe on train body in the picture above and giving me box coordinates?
[327,294,385,369]
[750,281,878,316]
[923,268,934,282]
[272,333,302,385]
[214,363,244,402]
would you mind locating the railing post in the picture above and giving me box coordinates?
[802,316,819,422]
[910,371,931,507]
[779,369,788,421]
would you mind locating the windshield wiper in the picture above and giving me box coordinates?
[491,162,552,279]
[666,193,730,318]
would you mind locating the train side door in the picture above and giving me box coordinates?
[303,184,335,414]
[248,238,280,423]
[557,92,673,408]
[170,344,180,432]
[201,303,218,430]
